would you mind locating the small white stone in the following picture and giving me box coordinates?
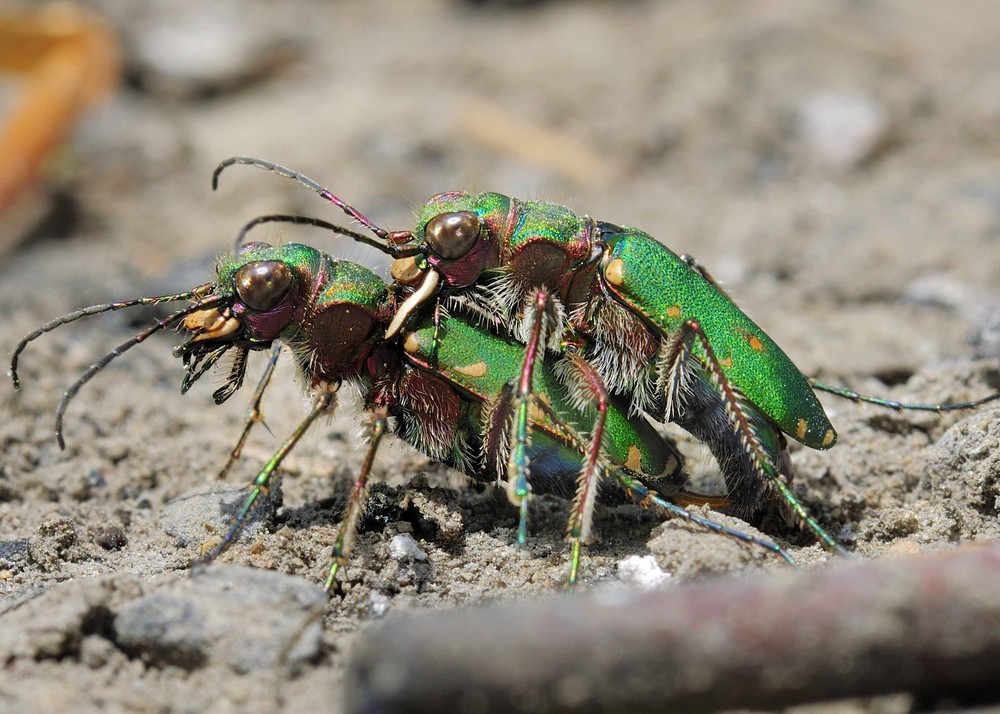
[388,533,428,562]
[369,591,391,618]
[617,555,672,590]
[798,90,890,171]
[904,272,971,311]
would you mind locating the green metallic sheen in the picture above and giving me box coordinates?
[416,192,510,242]
[415,192,589,261]
[506,199,585,256]
[403,314,677,481]
[218,243,387,335]
[313,255,389,315]
[602,231,836,450]
[216,243,321,290]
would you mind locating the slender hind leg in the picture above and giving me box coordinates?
[810,378,1000,413]
[217,344,282,479]
[495,292,796,585]
[606,469,796,564]
[206,387,337,560]
[557,350,608,590]
[502,292,552,546]
[488,289,608,585]
[662,319,847,554]
[325,408,389,593]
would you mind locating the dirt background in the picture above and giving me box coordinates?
[3,1,1000,712]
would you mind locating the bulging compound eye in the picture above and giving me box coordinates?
[424,211,482,260]
[235,261,293,311]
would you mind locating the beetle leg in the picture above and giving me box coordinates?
[325,408,389,593]
[608,470,796,565]
[509,293,794,581]
[216,343,282,480]
[662,320,847,555]
[498,352,798,571]
[206,387,338,561]
[503,291,552,546]
[551,349,607,590]
[810,378,1000,413]
[484,288,566,547]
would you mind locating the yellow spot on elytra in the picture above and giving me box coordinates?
[403,331,421,354]
[797,419,808,440]
[604,258,625,286]
[625,444,643,471]
[454,361,488,378]
[666,305,681,319]
[719,356,733,368]
[748,334,765,352]
[822,429,835,447]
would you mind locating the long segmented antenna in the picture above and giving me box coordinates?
[54,296,224,449]
[233,214,419,258]
[9,286,212,389]
[213,157,414,245]
[810,379,1000,413]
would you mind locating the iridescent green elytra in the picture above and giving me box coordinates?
[599,230,836,450]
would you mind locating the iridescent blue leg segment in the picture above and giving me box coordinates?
[810,379,1000,413]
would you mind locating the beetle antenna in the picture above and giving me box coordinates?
[54,296,223,449]
[9,286,213,390]
[213,157,414,246]
[233,214,420,258]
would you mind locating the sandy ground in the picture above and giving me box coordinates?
[3,1,1000,712]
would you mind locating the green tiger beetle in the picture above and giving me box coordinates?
[214,156,1000,558]
[9,240,793,592]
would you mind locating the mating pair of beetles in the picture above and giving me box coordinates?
[11,157,998,591]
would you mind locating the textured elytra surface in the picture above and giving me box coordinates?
[3,1,1000,712]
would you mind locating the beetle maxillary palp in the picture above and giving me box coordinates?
[390,256,424,286]
[402,331,421,354]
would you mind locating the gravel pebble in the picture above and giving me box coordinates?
[113,564,325,673]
